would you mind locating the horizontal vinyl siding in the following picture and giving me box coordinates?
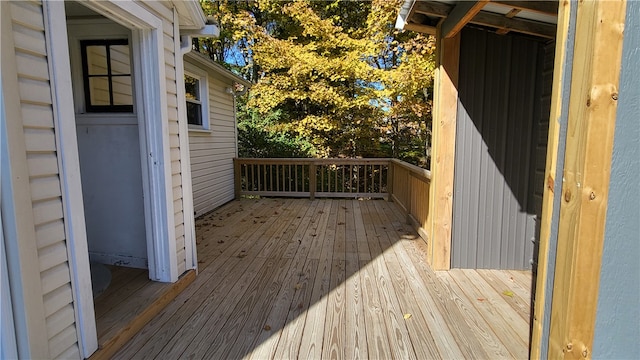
[11,1,80,358]
[187,63,237,216]
[141,1,187,274]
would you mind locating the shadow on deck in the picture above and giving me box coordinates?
[115,198,531,359]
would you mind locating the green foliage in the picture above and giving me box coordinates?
[236,98,316,158]
[199,0,435,168]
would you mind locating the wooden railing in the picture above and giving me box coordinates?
[388,159,431,242]
[233,157,431,243]
[234,158,391,199]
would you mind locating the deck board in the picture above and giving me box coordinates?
[115,198,532,359]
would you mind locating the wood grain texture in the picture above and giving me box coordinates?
[389,160,432,245]
[431,27,461,270]
[114,199,531,359]
[90,270,195,360]
[548,1,627,358]
[531,1,571,356]
[442,0,489,38]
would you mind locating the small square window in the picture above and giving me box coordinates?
[185,72,209,130]
[81,39,133,112]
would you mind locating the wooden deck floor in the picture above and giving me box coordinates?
[114,198,532,359]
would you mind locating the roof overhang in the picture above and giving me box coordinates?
[173,0,207,30]
[173,1,220,43]
[184,51,252,89]
[396,0,558,39]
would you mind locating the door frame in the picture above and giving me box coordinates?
[67,20,149,269]
[43,1,178,356]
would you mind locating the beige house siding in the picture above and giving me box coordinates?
[10,1,81,358]
[4,1,198,358]
[186,62,238,217]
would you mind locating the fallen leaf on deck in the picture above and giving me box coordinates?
[509,276,515,282]
[294,283,302,290]
[403,313,412,320]
[338,222,345,225]
[477,298,486,302]
[502,290,514,297]
[264,325,271,331]
[217,240,225,244]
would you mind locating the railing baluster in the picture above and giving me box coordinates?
[350,165,353,193]
[379,164,383,193]
[257,164,262,192]
[248,164,251,191]
[364,164,368,193]
[310,163,316,200]
[234,159,416,202]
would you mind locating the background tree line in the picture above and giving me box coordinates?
[197,0,435,168]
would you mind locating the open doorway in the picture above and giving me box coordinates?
[63,0,160,349]
[66,3,148,274]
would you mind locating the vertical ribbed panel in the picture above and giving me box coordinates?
[452,28,549,270]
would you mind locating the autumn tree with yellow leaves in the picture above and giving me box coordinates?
[199,0,435,167]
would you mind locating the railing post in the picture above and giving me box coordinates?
[234,159,241,199]
[309,162,316,200]
[387,160,394,202]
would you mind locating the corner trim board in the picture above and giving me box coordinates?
[174,7,198,272]
[43,2,98,357]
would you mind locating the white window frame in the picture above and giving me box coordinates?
[184,66,210,131]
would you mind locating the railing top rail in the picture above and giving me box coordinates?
[234,158,393,165]
[390,158,431,180]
